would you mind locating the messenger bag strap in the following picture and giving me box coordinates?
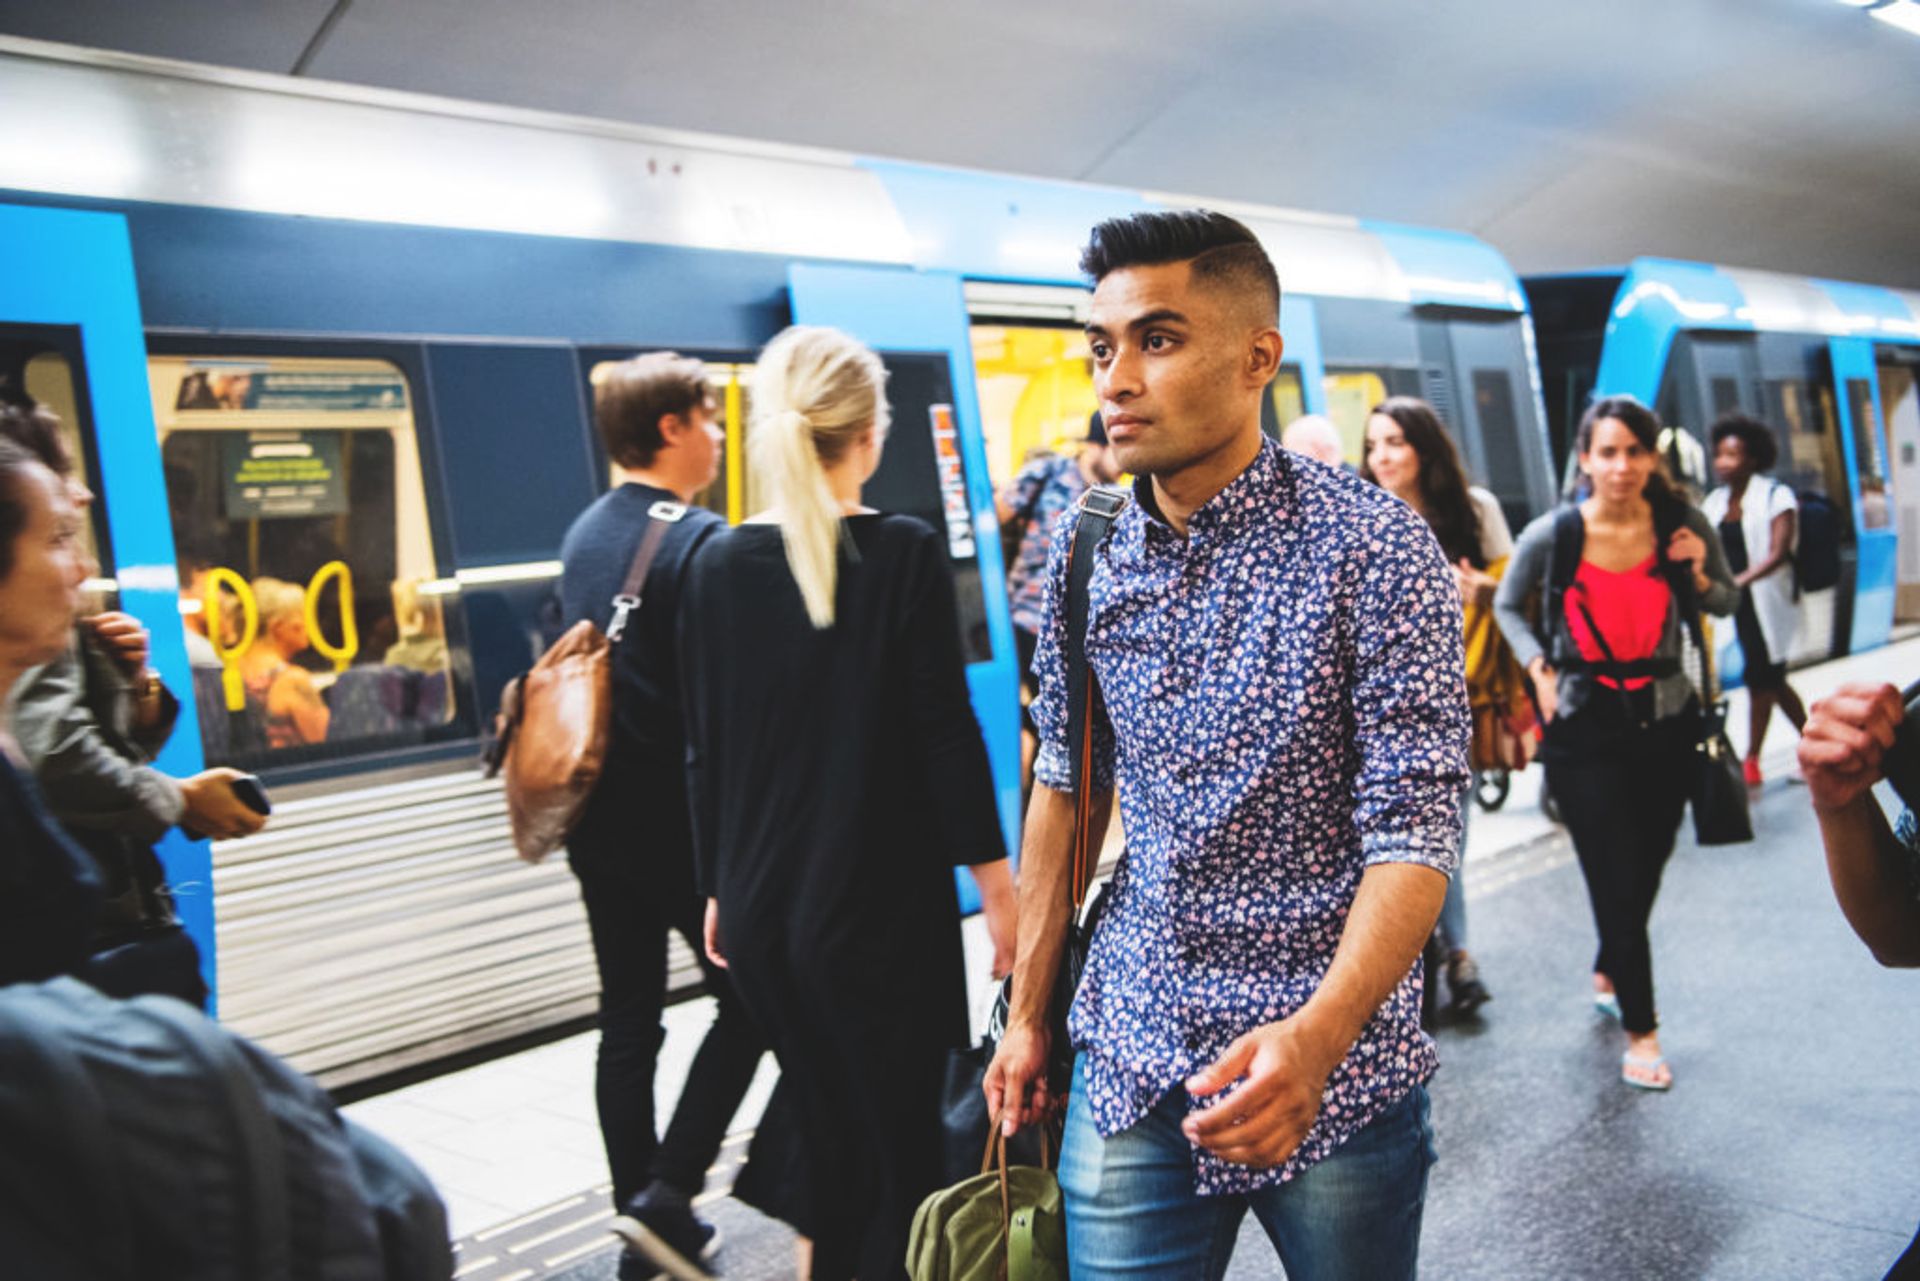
[607,500,686,644]
[1064,486,1128,910]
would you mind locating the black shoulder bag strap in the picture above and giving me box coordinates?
[606,499,687,644]
[1064,485,1128,908]
[1538,504,1584,664]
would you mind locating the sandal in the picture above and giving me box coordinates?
[1621,1051,1672,1091]
[1594,990,1621,1021]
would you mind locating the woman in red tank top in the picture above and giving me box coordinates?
[1493,396,1738,1095]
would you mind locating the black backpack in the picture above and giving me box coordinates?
[1792,487,1842,594]
[0,978,452,1281]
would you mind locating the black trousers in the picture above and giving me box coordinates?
[1544,692,1697,1036]
[568,811,765,1207]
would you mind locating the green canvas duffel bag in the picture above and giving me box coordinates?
[907,1121,1067,1281]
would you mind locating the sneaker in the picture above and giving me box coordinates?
[1742,757,1763,788]
[613,1183,720,1280]
[1446,952,1492,1015]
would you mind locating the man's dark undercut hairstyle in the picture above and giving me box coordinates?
[595,351,711,469]
[1079,210,1280,323]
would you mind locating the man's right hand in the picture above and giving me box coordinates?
[984,1019,1053,1137]
[178,768,269,840]
[1800,682,1905,813]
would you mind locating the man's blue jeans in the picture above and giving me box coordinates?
[1058,1056,1436,1280]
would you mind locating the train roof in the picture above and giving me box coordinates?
[1539,258,1920,344]
[0,36,1524,314]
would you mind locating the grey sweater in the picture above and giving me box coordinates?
[1493,503,1738,723]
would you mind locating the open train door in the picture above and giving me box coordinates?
[0,203,219,1002]
[787,264,1022,905]
[1827,336,1898,655]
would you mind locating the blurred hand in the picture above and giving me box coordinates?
[984,1020,1053,1137]
[178,768,267,840]
[1453,559,1496,609]
[703,898,727,969]
[87,611,150,677]
[1799,682,1904,814]
[1667,527,1708,581]
[1528,657,1559,724]
[1182,1016,1339,1169]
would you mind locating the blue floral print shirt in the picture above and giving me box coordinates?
[1031,438,1470,1194]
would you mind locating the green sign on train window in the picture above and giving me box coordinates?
[222,430,348,519]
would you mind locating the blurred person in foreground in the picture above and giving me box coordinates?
[986,210,1467,1280]
[1799,681,1920,1279]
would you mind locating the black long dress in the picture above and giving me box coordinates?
[681,514,1002,1281]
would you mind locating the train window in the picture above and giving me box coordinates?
[1469,369,1527,511]
[1710,377,1744,420]
[1846,378,1893,530]
[1766,378,1835,499]
[971,325,1097,487]
[1323,369,1390,465]
[149,355,463,770]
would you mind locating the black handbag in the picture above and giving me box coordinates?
[1677,589,1753,846]
[983,485,1128,1095]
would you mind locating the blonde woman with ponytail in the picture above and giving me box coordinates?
[680,326,1015,1280]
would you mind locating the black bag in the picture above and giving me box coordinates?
[984,485,1128,1094]
[1676,580,1754,847]
[0,977,452,1281]
[1791,486,1842,594]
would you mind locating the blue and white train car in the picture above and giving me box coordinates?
[0,35,1555,1088]
[1527,260,1920,686]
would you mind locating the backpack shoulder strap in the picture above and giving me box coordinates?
[1540,504,1584,659]
[607,500,686,643]
[1064,485,1128,907]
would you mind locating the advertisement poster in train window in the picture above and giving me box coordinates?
[223,431,349,519]
[929,403,978,559]
[178,366,408,412]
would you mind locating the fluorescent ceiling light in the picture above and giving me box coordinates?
[1871,0,1920,33]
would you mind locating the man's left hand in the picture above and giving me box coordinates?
[1181,1016,1342,1168]
[87,611,150,677]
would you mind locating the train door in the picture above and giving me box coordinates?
[1419,311,1557,533]
[1827,337,1897,654]
[787,264,1020,895]
[0,203,220,996]
[1878,347,1920,621]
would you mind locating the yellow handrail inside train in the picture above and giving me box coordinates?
[305,560,358,673]
[725,369,744,525]
[204,567,258,712]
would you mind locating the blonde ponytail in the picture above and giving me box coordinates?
[749,326,889,629]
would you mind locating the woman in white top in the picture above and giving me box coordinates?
[1701,413,1807,786]
[1364,395,1512,1017]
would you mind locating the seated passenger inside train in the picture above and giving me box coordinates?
[243,577,330,747]
[384,578,447,674]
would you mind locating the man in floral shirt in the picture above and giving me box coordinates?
[985,210,1468,1280]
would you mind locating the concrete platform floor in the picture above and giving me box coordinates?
[348,639,1920,1279]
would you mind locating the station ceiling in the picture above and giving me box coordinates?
[5,0,1919,287]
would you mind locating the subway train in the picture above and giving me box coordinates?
[1528,261,1920,685]
[0,36,1560,1089]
